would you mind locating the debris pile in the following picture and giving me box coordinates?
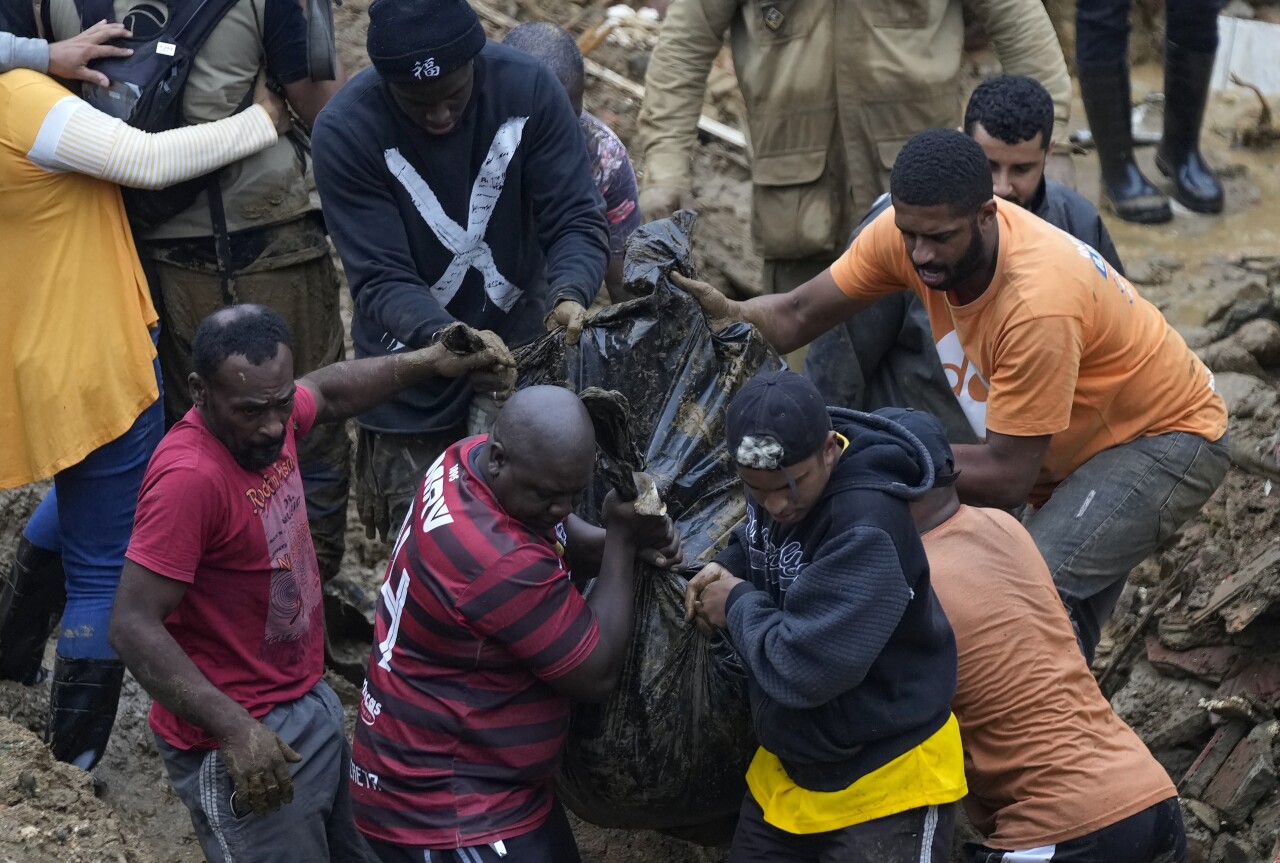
[1102,257,1280,863]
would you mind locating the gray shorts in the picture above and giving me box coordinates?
[155,680,374,863]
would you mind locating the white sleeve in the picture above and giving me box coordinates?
[26,98,279,190]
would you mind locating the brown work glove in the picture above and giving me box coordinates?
[544,300,589,346]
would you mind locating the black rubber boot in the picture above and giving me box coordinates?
[46,656,125,771]
[0,538,67,685]
[1078,62,1172,224]
[1156,42,1225,214]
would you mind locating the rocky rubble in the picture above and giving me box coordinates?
[1103,254,1280,863]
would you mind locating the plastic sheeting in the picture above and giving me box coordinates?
[515,211,782,841]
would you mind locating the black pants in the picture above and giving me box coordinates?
[1076,0,1222,65]
[966,797,1186,863]
[728,794,955,863]
[365,804,582,863]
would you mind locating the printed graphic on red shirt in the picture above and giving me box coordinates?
[126,387,325,750]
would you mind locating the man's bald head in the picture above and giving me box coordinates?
[484,386,597,533]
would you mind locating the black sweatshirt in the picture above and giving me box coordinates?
[312,44,609,433]
[716,408,958,792]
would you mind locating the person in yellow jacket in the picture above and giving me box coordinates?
[639,0,1073,299]
[0,65,288,771]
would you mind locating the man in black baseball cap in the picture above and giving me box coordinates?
[686,371,965,862]
[312,0,610,549]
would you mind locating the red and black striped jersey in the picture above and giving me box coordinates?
[350,435,599,849]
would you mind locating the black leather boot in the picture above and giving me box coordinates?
[46,655,125,771]
[1156,42,1225,213]
[0,537,67,685]
[1078,61,1172,224]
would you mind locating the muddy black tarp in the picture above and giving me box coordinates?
[515,212,781,841]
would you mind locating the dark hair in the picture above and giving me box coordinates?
[192,305,293,383]
[889,128,993,215]
[503,22,585,102]
[964,75,1055,150]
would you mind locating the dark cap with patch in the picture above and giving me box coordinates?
[726,370,832,470]
[875,407,959,487]
[367,0,486,84]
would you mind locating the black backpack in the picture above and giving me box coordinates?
[74,0,245,229]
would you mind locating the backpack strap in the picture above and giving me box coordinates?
[77,0,116,28]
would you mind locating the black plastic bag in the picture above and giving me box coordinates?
[515,211,782,842]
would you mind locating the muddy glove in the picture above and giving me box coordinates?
[220,719,302,817]
[639,186,693,222]
[545,300,589,346]
[669,272,742,334]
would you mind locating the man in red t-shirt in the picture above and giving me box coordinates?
[110,304,513,863]
[352,385,682,863]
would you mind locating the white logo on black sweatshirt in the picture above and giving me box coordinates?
[383,117,529,314]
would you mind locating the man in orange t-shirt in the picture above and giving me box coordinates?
[887,407,1185,863]
[672,128,1228,662]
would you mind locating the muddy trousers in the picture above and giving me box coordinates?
[354,425,469,544]
[156,681,374,863]
[147,239,350,583]
[966,796,1186,862]
[728,795,956,862]
[1025,431,1230,664]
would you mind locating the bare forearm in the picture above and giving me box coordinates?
[583,532,639,683]
[303,349,444,423]
[112,621,253,741]
[952,443,1035,508]
[738,292,829,354]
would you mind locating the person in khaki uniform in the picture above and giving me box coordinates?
[46,0,351,583]
[639,0,1073,298]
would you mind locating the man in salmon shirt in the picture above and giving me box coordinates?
[674,127,1229,663]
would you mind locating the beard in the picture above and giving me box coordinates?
[915,223,988,293]
[232,439,285,472]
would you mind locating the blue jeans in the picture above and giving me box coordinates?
[1076,0,1222,66]
[20,348,164,660]
[1025,430,1229,663]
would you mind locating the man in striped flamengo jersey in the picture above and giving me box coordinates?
[352,385,683,863]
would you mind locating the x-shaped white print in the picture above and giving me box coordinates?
[384,116,530,315]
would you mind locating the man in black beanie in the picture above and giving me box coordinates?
[312,0,610,545]
[684,371,964,862]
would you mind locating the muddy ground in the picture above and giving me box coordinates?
[1,1,1279,860]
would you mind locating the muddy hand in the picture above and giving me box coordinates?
[432,329,514,379]
[48,20,133,88]
[220,719,302,817]
[544,300,589,346]
[669,272,741,334]
[684,562,733,636]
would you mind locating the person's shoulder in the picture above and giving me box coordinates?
[479,42,558,103]
[147,419,227,482]
[481,40,545,75]
[1000,200,1108,310]
[315,67,386,132]
[581,111,623,146]
[1043,177,1102,215]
